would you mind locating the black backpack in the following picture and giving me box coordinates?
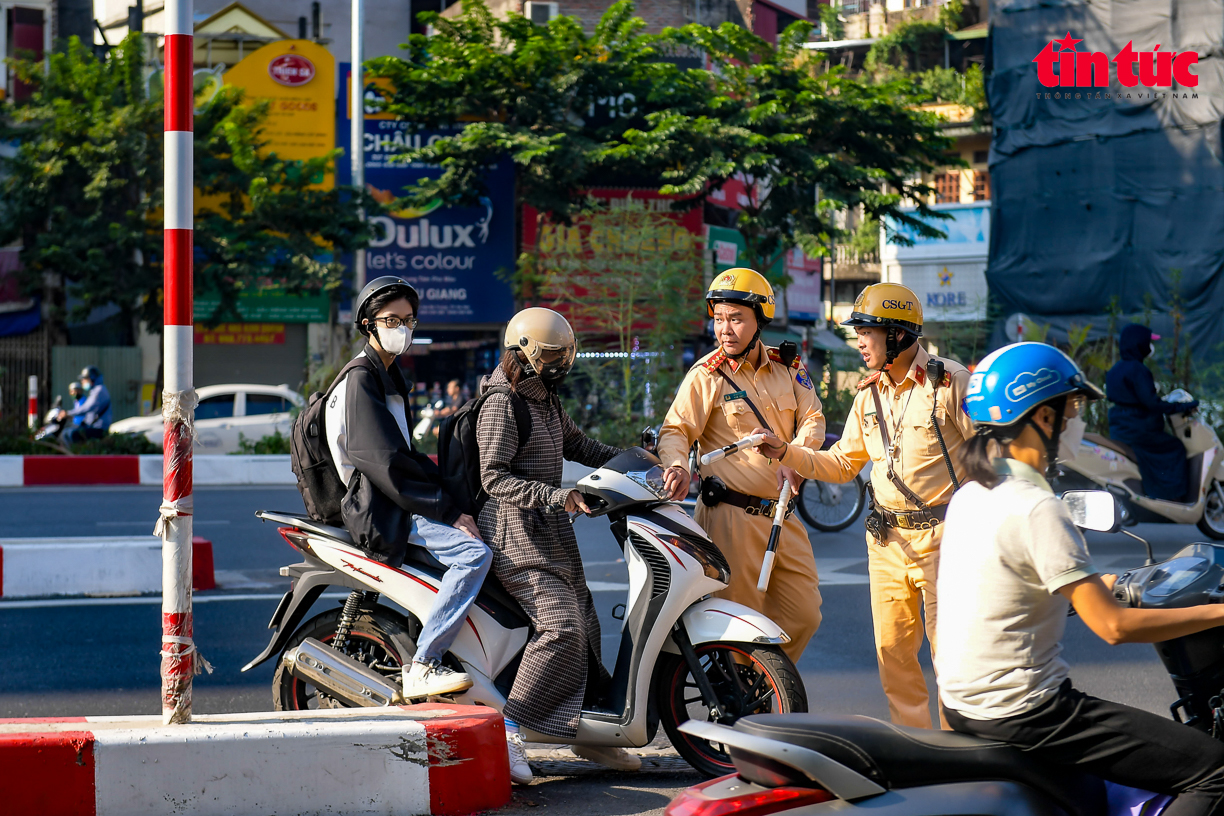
[290,356,376,524]
[436,385,533,517]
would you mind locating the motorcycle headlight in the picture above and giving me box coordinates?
[626,466,671,500]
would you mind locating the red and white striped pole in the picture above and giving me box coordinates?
[27,375,37,430]
[158,0,197,725]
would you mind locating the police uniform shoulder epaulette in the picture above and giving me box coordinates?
[700,349,728,373]
[856,370,884,391]
[766,347,803,370]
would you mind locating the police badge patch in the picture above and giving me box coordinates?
[796,368,813,390]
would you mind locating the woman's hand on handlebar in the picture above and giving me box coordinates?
[663,466,690,501]
[565,490,592,515]
[751,427,787,460]
[453,513,483,542]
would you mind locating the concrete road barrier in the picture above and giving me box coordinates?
[0,455,594,488]
[0,536,214,598]
[0,455,296,487]
[0,703,510,816]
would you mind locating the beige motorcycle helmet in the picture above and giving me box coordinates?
[504,307,577,384]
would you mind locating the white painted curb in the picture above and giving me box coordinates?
[1,704,511,816]
[138,454,295,486]
[0,537,162,598]
[0,536,215,598]
[0,456,22,487]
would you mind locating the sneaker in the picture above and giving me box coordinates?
[400,661,473,699]
[506,731,534,785]
[571,744,642,771]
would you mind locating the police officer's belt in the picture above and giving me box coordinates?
[702,476,796,519]
[875,502,947,530]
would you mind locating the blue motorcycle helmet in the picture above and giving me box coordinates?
[963,342,1104,476]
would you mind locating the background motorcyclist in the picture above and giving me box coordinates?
[325,276,491,701]
[475,307,630,784]
[939,341,1224,816]
[58,366,111,443]
[657,267,825,667]
[1106,323,1198,502]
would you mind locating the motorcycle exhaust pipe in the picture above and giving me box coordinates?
[282,637,403,707]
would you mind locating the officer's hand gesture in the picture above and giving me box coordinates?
[751,427,787,459]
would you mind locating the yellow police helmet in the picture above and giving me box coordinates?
[841,282,923,336]
[706,267,776,324]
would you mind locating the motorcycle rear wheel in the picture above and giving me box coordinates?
[655,642,807,778]
[272,605,419,711]
[1198,480,1224,540]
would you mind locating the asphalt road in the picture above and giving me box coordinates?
[0,484,1211,814]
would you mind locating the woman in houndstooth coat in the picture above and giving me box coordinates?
[476,353,620,739]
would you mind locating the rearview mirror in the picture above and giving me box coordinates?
[640,426,659,453]
[1062,490,1121,533]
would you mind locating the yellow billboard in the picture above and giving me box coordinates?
[223,39,336,189]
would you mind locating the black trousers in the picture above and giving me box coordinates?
[945,680,1224,816]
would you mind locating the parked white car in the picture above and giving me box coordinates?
[110,384,304,454]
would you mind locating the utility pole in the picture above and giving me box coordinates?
[350,0,366,295]
[159,0,197,725]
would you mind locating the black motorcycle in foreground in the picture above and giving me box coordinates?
[666,489,1222,816]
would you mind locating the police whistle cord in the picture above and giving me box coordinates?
[700,434,767,466]
[757,480,792,593]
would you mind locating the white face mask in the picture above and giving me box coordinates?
[375,325,412,356]
[1057,416,1087,463]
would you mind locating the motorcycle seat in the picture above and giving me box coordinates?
[1084,432,1136,462]
[402,545,530,630]
[734,714,1106,816]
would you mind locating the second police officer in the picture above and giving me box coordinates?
[658,268,825,664]
[753,283,973,728]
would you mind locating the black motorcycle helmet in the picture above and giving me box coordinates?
[354,276,421,337]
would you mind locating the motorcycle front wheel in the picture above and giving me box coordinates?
[655,642,807,778]
[1198,480,1224,540]
[797,475,866,532]
[272,605,419,711]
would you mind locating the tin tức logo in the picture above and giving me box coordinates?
[1033,32,1199,89]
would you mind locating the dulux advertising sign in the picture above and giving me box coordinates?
[338,66,515,323]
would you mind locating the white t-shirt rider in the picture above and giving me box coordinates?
[936,458,1098,720]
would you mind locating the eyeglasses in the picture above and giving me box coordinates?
[1066,394,1086,417]
[370,315,418,330]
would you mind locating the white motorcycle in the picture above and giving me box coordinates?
[244,446,807,777]
[1055,390,1224,539]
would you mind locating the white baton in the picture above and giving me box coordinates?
[700,434,767,466]
[757,479,792,593]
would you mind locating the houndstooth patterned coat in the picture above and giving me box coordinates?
[475,366,620,739]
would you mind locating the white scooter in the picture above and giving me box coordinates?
[1055,390,1224,539]
[244,445,807,777]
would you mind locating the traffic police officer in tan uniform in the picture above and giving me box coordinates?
[754,283,973,727]
[658,268,825,664]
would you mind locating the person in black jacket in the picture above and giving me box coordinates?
[1105,323,1199,502]
[326,276,491,699]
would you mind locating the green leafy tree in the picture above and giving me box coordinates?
[368,0,684,224]
[620,22,955,285]
[819,3,845,41]
[0,35,375,342]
